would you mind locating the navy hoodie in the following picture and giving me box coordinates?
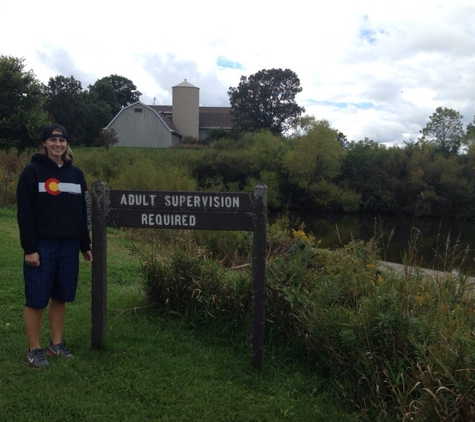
[17,153,91,255]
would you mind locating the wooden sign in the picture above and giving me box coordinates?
[92,181,267,370]
[106,190,254,230]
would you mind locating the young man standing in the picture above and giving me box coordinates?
[17,124,93,368]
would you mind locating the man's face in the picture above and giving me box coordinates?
[43,129,67,161]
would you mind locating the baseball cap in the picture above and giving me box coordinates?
[41,124,69,142]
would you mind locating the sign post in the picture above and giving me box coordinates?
[91,182,267,370]
[91,181,108,349]
[250,184,267,370]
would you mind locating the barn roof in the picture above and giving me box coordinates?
[107,102,180,133]
[149,105,232,129]
[198,107,233,128]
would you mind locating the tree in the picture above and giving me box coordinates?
[283,120,352,209]
[285,120,343,183]
[340,139,408,213]
[44,75,113,146]
[463,116,475,147]
[80,95,112,147]
[44,76,87,144]
[0,55,48,152]
[291,116,347,147]
[228,68,305,136]
[89,75,141,117]
[420,107,464,156]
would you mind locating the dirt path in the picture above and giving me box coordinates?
[379,261,475,290]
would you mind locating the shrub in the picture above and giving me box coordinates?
[299,240,475,420]
[93,128,119,149]
[138,230,251,329]
[135,218,475,421]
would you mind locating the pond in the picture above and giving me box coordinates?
[281,212,475,276]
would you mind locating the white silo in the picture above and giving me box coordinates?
[172,80,199,139]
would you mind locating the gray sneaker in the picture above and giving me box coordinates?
[45,342,74,358]
[26,348,49,368]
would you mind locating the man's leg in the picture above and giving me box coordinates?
[48,298,66,345]
[24,306,43,351]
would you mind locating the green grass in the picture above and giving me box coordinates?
[0,208,354,422]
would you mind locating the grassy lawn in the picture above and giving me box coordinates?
[0,208,354,422]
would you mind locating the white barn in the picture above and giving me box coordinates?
[106,80,232,148]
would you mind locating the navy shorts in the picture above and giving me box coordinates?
[24,238,80,309]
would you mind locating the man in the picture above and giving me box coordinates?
[17,124,93,368]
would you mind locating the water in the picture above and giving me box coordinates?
[283,212,475,276]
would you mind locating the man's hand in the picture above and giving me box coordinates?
[25,252,40,267]
[82,250,93,261]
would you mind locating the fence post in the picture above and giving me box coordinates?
[91,180,108,349]
[250,183,267,370]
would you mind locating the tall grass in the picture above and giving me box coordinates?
[0,148,201,210]
[75,147,198,191]
[138,217,475,421]
[0,150,30,207]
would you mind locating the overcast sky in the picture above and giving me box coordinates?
[2,0,474,144]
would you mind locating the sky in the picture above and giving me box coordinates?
[2,0,475,144]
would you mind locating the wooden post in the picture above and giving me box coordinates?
[250,183,267,370]
[91,180,108,349]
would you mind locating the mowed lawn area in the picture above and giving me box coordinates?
[0,208,354,422]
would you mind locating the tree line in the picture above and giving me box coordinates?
[193,119,475,220]
[0,55,141,150]
[0,56,306,150]
[3,54,475,220]
[3,54,475,151]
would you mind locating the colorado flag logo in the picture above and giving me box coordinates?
[39,178,81,196]
[44,178,61,195]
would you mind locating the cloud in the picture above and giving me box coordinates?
[36,48,92,87]
[139,53,230,106]
[1,0,474,145]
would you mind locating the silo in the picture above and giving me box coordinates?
[172,80,199,139]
